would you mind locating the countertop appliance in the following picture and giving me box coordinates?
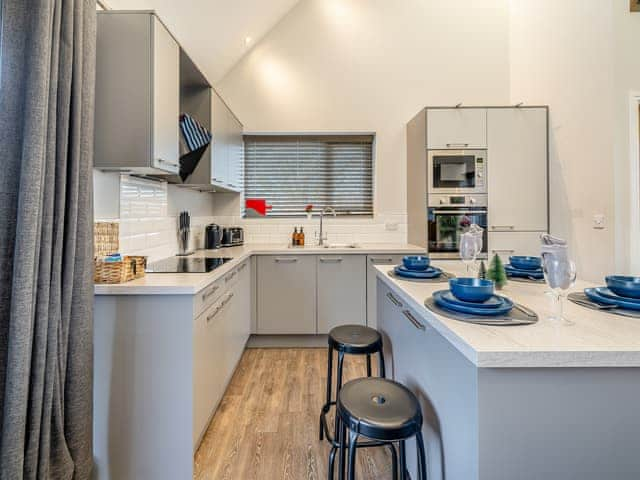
[427,194,488,259]
[221,227,244,247]
[145,256,232,273]
[205,224,222,249]
[427,149,487,195]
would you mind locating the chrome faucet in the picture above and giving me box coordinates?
[318,207,336,246]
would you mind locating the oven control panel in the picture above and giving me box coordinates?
[475,156,485,187]
[428,194,487,208]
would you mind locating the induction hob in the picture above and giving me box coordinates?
[145,256,233,273]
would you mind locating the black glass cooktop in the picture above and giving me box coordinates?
[145,256,233,273]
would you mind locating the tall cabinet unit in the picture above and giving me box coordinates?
[407,106,548,259]
[94,11,180,174]
[487,107,548,261]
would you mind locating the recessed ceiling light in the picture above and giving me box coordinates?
[245,36,252,46]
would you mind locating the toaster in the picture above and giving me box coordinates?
[205,224,222,249]
[221,227,244,247]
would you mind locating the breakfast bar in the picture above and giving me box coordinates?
[376,261,640,480]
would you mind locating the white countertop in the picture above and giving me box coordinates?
[376,261,640,368]
[94,243,425,296]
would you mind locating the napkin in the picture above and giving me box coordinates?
[540,234,572,288]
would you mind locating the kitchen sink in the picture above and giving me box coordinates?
[287,243,361,249]
[323,243,360,249]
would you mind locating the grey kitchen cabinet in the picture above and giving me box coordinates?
[208,91,243,192]
[487,107,548,233]
[94,11,180,174]
[317,255,366,334]
[488,231,546,263]
[378,280,476,480]
[426,108,487,149]
[366,254,404,329]
[257,256,317,334]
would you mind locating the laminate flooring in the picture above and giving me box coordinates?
[194,348,393,479]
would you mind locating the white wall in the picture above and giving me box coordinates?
[217,0,511,237]
[509,0,640,280]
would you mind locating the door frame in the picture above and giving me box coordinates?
[630,92,640,273]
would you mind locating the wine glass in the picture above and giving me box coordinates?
[459,232,479,273]
[542,257,577,325]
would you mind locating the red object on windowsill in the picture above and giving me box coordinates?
[245,198,273,217]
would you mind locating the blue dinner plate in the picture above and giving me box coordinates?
[594,287,640,304]
[394,265,442,279]
[585,287,640,310]
[439,290,505,309]
[505,265,544,278]
[433,290,513,316]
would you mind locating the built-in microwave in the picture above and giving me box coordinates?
[427,149,487,194]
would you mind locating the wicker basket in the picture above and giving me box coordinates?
[94,256,147,284]
[93,221,146,284]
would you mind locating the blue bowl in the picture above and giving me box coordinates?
[402,255,430,271]
[605,275,640,299]
[509,256,542,270]
[449,278,495,303]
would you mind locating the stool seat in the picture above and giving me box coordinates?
[337,378,422,442]
[328,325,382,355]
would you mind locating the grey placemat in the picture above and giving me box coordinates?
[568,292,640,319]
[387,269,456,283]
[424,297,539,326]
[507,275,545,284]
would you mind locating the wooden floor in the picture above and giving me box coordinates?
[194,348,393,480]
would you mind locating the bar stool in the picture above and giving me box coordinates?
[319,325,392,480]
[337,377,428,480]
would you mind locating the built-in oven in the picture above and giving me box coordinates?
[427,149,487,194]
[427,194,488,259]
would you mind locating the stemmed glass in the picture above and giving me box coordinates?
[542,257,577,325]
[459,232,479,273]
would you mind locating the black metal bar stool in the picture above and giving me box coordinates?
[320,325,392,480]
[337,377,428,480]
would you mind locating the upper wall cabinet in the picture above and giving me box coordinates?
[426,108,487,149]
[487,107,548,232]
[94,11,180,174]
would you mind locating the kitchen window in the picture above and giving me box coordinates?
[243,134,374,217]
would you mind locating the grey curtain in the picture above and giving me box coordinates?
[0,1,96,479]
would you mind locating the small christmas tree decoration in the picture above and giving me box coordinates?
[477,260,487,280]
[487,253,507,289]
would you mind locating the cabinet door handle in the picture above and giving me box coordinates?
[491,225,515,231]
[370,257,393,263]
[446,143,469,147]
[275,257,297,263]
[206,306,221,323]
[402,310,425,330]
[224,270,237,283]
[202,285,219,301]
[491,249,515,254]
[386,292,403,307]
[221,292,234,307]
[320,257,343,263]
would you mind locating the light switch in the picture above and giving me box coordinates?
[593,214,605,229]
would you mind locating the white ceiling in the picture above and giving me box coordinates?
[105,0,301,83]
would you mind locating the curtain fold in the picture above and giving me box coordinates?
[0,1,96,479]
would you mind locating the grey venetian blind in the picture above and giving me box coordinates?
[244,134,374,217]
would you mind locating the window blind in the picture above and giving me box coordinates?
[243,134,374,217]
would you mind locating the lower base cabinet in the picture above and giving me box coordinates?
[257,255,317,334]
[488,231,546,262]
[366,255,404,329]
[378,280,477,480]
[317,255,366,333]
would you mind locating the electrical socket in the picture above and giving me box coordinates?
[385,222,399,231]
[593,214,605,229]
